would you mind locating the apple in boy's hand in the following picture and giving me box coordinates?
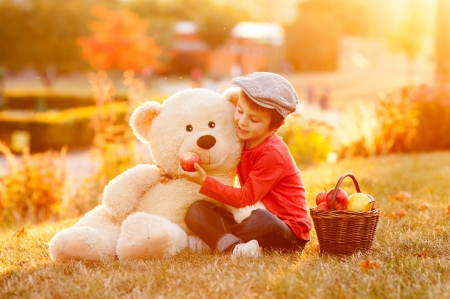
[315,191,327,206]
[316,201,330,210]
[325,187,348,210]
[365,193,376,210]
[180,151,201,172]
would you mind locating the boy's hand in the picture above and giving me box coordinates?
[178,163,207,186]
[157,165,178,183]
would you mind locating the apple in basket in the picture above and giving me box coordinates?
[325,187,348,210]
[365,193,376,209]
[315,191,327,206]
[180,151,201,172]
[316,201,330,210]
[346,193,372,212]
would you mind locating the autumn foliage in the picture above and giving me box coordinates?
[78,6,161,72]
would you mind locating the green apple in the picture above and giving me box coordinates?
[346,193,372,212]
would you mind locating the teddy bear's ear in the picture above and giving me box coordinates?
[130,101,162,143]
[222,87,240,107]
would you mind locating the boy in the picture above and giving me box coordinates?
[179,72,312,257]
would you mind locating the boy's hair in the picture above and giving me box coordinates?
[239,89,284,130]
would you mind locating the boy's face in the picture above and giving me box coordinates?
[234,96,273,149]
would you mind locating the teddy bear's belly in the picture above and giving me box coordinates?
[134,180,220,234]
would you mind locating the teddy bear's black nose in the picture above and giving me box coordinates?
[197,135,216,150]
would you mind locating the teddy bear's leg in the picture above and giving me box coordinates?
[187,235,212,253]
[116,212,188,260]
[49,205,121,263]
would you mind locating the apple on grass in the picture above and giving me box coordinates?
[180,151,201,172]
[346,193,372,212]
[325,187,348,210]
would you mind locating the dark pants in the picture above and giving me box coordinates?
[185,200,307,253]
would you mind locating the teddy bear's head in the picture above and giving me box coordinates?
[130,88,242,179]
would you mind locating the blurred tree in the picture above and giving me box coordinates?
[194,2,241,49]
[285,0,372,71]
[125,0,244,65]
[78,6,162,73]
[0,0,95,89]
[436,0,450,83]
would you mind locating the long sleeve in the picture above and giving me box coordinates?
[199,150,285,208]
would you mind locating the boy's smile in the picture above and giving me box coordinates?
[234,98,274,149]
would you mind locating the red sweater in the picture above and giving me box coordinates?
[199,134,312,241]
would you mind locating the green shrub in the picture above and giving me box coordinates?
[0,103,128,153]
[278,113,332,166]
[0,93,128,111]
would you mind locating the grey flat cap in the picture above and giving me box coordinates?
[231,72,299,118]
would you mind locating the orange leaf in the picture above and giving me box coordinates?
[388,212,396,218]
[447,205,450,215]
[417,202,432,210]
[358,259,380,270]
[380,210,387,217]
[14,227,26,237]
[390,191,411,201]
[413,250,428,258]
[396,208,407,217]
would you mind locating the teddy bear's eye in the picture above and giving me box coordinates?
[208,121,215,128]
[186,125,193,132]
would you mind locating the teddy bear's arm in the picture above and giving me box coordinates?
[102,164,159,218]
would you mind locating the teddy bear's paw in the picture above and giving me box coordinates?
[187,235,212,253]
[117,213,188,260]
[49,227,113,263]
[233,202,267,223]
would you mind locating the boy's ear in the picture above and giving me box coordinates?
[130,101,162,143]
[222,87,240,107]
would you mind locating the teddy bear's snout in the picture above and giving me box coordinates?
[197,135,216,150]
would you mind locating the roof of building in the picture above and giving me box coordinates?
[231,22,284,45]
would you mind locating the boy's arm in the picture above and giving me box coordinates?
[200,151,285,208]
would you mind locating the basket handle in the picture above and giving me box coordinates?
[330,173,361,210]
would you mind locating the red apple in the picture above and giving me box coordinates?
[315,191,327,206]
[326,187,348,210]
[316,201,330,210]
[180,151,201,172]
[365,193,376,210]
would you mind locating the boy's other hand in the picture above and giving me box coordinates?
[157,165,178,183]
[178,163,207,186]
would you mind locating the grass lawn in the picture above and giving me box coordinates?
[1,151,450,298]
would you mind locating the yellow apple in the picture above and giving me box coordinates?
[346,193,372,212]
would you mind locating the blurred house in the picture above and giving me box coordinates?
[171,21,286,77]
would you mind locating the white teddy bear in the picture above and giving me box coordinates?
[49,87,264,263]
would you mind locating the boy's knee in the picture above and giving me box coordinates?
[185,200,210,222]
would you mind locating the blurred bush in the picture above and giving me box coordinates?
[68,71,147,216]
[410,84,450,151]
[278,113,333,166]
[334,84,450,158]
[0,93,128,111]
[0,103,128,153]
[374,88,418,154]
[0,142,69,227]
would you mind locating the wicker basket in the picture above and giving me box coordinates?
[310,173,380,255]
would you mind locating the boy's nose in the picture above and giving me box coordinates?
[197,135,216,149]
